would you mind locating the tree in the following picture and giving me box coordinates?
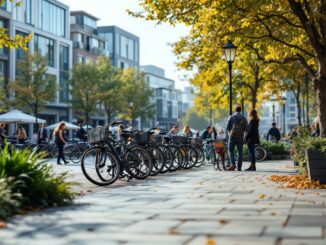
[96,57,124,124]
[132,0,326,136]
[183,108,210,130]
[10,52,56,124]
[70,63,100,126]
[120,68,155,127]
[0,0,31,50]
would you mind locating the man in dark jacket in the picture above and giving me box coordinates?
[37,123,48,144]
[76,123,87,141]
[201,126,212,140]
[226,106,248,171]
[266,122,281,142]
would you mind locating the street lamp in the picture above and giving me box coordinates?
[129,102,134,127]
[223,40,237,116]
[281,97,287,136]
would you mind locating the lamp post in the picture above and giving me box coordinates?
[223,40,237,116]
[280,97,287,136]
[304,73,309,125]
[129,102,134,128]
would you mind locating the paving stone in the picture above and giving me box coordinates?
[264,226,323,238]
[187,236,277,245]
[281,239,326,245]
[288,215,326,226]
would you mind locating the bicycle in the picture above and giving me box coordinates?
[81,122,153,186]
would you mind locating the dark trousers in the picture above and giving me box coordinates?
[57,144,65,163]
[228,138,244,170]
[248,143,256,164]
[38,139,46,145]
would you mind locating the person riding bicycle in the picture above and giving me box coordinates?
[201,126,212,140]
[266,122,281,142]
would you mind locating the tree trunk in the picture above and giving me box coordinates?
[106,107,112,124]
[316,77,326,137]
[251,90,257,109]
[296,91,302,127]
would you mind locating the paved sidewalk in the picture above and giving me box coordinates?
[1,161,326,245]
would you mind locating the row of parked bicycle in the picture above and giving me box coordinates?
[79,121,268,186]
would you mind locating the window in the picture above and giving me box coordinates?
[70,16,76,24]
[120,36,135,60]
[83,16,96,29]
[24,0,31,24]
[120,61,124,69]
[121,36,128,58]
[59,45,69,71]
[0,20,6,55]
[76,55,85,64]
[0,60,7,88]
[16,31,29,60]
[99,33,113,53]
[34,34,55,67]
[39,0,66,37]
[59,72,69,103]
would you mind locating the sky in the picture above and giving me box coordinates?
[61,0,191,89]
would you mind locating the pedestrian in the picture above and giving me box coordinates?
[201,126,212,140]
[311,122,320,137]
[37,123,48,144]
[182,125,193,137]
[53,122,69,165]
[290,127,299,140]
[245,109,260,171]
[17,126,27,144]
[76,123,87,141]
[226,106,248,171]
[0,122,7,148]
[211,126,217,140]
[169,125,179,135]
[266,122,281,142]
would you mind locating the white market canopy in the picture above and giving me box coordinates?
[0,110,46,124]
[46,121,79,130]
[83,125,93,130]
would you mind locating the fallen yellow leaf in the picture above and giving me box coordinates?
[258,194,266,199]
[0,221,6,229]
[206,239,216,245]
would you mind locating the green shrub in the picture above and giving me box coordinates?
[0,178,21,220]
[242,141,290,155]
[0,147,75,211]
[260,141,290,155]
[292,128,326,168]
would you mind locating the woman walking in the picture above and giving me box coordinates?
[54,122,68,165]
[17,126,27,144]
[245,109,260,171]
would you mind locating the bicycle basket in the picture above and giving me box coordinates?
[191,138,202,145]
[134,131,150,144]
[151,135,163,144]
[214,140,225,149]
[87,126,109,144]
[171,136,189,144]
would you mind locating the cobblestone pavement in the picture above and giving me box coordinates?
[1,160,326,245]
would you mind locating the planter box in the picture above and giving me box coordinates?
[306,150,326,184]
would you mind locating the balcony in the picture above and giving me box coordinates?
[89,47,110,57]
[73,41,84,50]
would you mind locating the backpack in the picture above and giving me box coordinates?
[230,117,245,139]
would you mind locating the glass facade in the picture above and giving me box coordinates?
[25,0,31,24]
[34,34,55,67]
[16,31,29,60]
[0,60,7,88]
[120,35,134,60]
[59,45,69,103]
[39,0,66,37]
[83,15,96,29]
[99,33,113,54]
[0,19,5,55]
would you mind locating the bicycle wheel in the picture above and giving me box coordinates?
[217,150,226,171]
[255,146,267,162]
[70,145,81,163]
[63,145,74,163]
[81,146,120,186]
[147,145,165,176]
[182,145,198,169]
[194,147,205,167]
[157,144,173,174]
[168,145,183,171]
[125,145,153,180]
